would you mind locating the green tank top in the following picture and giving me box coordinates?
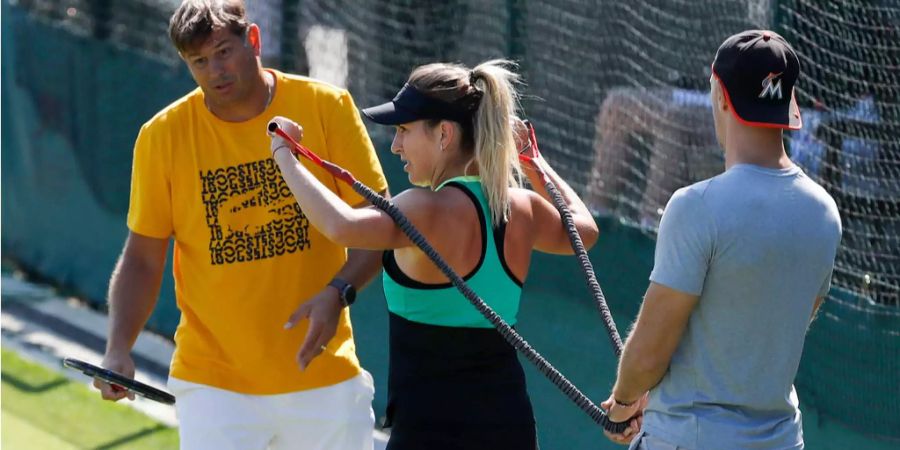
[382,176,524,328]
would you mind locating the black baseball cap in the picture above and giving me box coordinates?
[712,30,802,130]
[362,83,475,125]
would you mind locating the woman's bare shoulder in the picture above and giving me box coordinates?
[392,186,474,214]
[509,187,539,211]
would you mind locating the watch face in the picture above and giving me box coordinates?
[331,279,356,306]
[343,285,356,303]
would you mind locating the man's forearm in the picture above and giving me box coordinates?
[332,248,383,292]
[612,349,668,403]
[106,249,166,355]
[612,283,698,403]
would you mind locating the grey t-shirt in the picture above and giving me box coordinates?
[642,164,842,449]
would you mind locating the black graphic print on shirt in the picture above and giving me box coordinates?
[200,158,311,265]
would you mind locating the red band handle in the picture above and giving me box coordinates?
[518,121,549,185]
[268,122,357,185]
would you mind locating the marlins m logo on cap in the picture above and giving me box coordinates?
[759,72,784,100]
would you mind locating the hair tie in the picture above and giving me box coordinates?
[465,71,484,111]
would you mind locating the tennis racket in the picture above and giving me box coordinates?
[268,121,629,434]
[62,357,175,405]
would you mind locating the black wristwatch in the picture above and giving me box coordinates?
[329,278,357,307]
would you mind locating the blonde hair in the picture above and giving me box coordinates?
[408,59,522,226]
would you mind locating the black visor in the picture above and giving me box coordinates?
[362,84,474,125]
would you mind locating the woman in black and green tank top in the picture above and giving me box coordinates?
[269,60,599,450]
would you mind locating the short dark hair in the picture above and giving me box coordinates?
[168,0,249,54]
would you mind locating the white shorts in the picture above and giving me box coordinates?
[168,371,376,450]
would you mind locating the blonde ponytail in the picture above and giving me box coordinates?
[407,59,523,226]
[469,60,522,226]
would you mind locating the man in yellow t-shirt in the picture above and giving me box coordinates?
[93,1,388,449]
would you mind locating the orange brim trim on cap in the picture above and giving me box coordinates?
[712,70,802,130]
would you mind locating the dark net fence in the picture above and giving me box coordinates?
[6,0,899,441]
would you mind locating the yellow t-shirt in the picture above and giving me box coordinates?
[127,70,388,394]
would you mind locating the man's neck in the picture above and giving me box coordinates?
[724,125,792,170]
[206,70,273,122]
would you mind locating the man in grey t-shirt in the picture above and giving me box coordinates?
[601,30,842,449]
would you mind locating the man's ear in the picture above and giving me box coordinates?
[716,81,729,112]
[247,24,261,55]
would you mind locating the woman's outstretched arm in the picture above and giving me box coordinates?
[269,116,433,250]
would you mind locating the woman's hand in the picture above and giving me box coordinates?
[512,117,541,160]
[267,116,304,156]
